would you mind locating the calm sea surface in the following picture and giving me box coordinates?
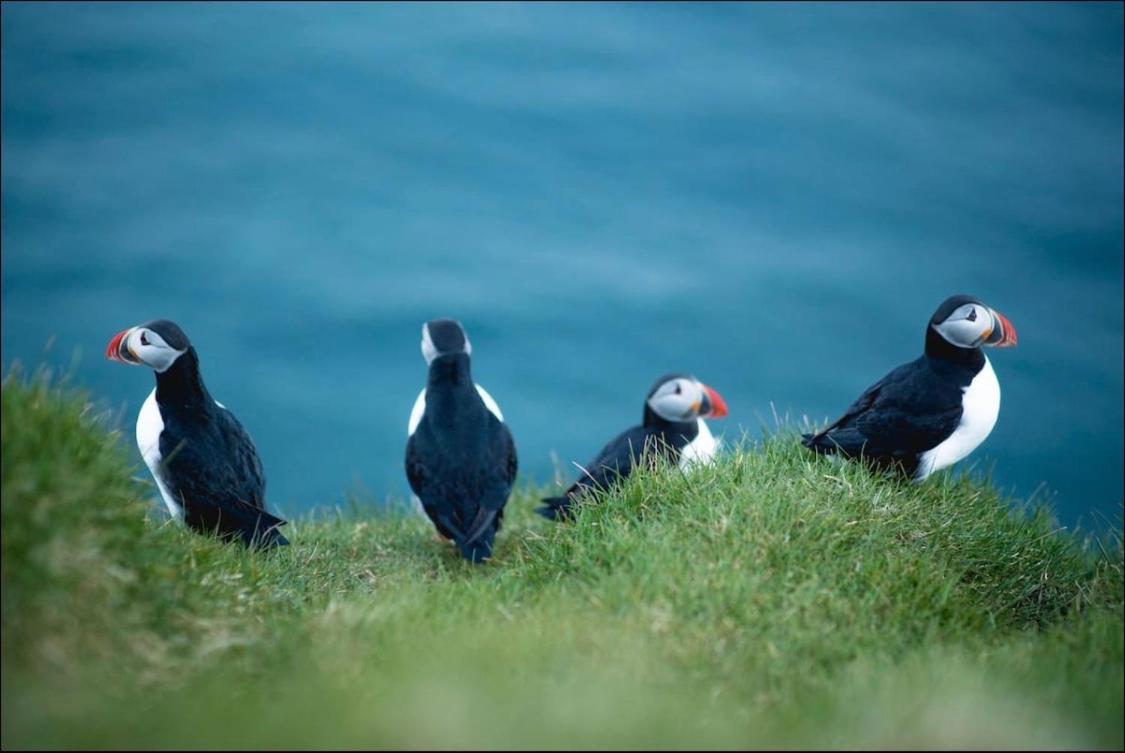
[3,3,1122,530]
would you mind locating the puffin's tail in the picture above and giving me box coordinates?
[458,527,495,564]
[801,431,832,455]
[803,427,868,459]
[536,495,573,521]
[437,507,498,564]
[242,510,290,550]
[251,524,289,549]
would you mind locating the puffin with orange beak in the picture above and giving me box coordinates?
[538,373,729,520]
[106,319,288,548]
[802,294,1018,481]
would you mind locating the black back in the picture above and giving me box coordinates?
[405,353,517,563]
[153,347,287,548]
[802,333,984,477]
[537,383,699,521]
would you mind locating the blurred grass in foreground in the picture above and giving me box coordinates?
[2,369,1122,749]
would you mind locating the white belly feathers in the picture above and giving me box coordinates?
[679,418,721,470]
[136,390,234,520]
[916,355,1001,480]
[136,388,183,520]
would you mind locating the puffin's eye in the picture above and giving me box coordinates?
[966,308,977,322]
[674,384,682,395]
[140,332,150,346]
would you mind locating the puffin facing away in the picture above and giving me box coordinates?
[106,320,288,548]
[802,294,1018,481]
[405,319,517,563]
[538,373,728,521]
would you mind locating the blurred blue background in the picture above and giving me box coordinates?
[2,2,1121,530]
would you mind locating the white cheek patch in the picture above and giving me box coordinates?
[648,375,697,423]
[934,304,991,348]
[648,389,695,422]
[688,381,705,409]
[935,318,987,349]
[129,330,184,372]
[144,345,184,373]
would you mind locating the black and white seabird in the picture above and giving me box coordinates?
[404,319,518,563]
[106,320,288,548]
[538,373,729,521]
[802,294,1018,480]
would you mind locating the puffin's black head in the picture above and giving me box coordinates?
[421,318,471,365]
[929,294,1018,350]
[106,319,192,372]
[645,372,729,423]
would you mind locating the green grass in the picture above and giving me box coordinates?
[2,369,1122,749]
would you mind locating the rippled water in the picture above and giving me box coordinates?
[3,3,1121,530]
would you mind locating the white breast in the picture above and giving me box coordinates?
[678,418,722,470]
[915,355,1001,481]
[136,388,183,520]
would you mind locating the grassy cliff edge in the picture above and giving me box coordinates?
[2,371,1122,749]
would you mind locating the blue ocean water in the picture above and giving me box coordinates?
[2,2,1121,531]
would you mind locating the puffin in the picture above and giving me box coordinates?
[802,294,1018,481]
[405,319,517,563]
[106,319,288,548]
[537,373,729,521]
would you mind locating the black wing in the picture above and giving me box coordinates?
[161,407,287,548]
[492,420,517,534]
[405,406,516,562]
[803,364,906,448]
[216,406,267,510]
[572,425,655,494]
[463,414,518,544]
[538,425,654,520]
[405,431,425,499]
[405,430,457,541]
[500,420,518,489]
[802,357,964,470]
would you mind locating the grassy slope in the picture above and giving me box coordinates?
[2,372,1122,749]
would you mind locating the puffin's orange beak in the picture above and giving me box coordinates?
[986,309,1018,348]
[106,328,138,364]
[702,384,728,419]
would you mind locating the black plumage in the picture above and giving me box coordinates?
[801,294,1015,479]
[155,349,287,547]
[109,320,287,548]
[537,373,702,521]
[406,321,517,563]
[800,355,975,478]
